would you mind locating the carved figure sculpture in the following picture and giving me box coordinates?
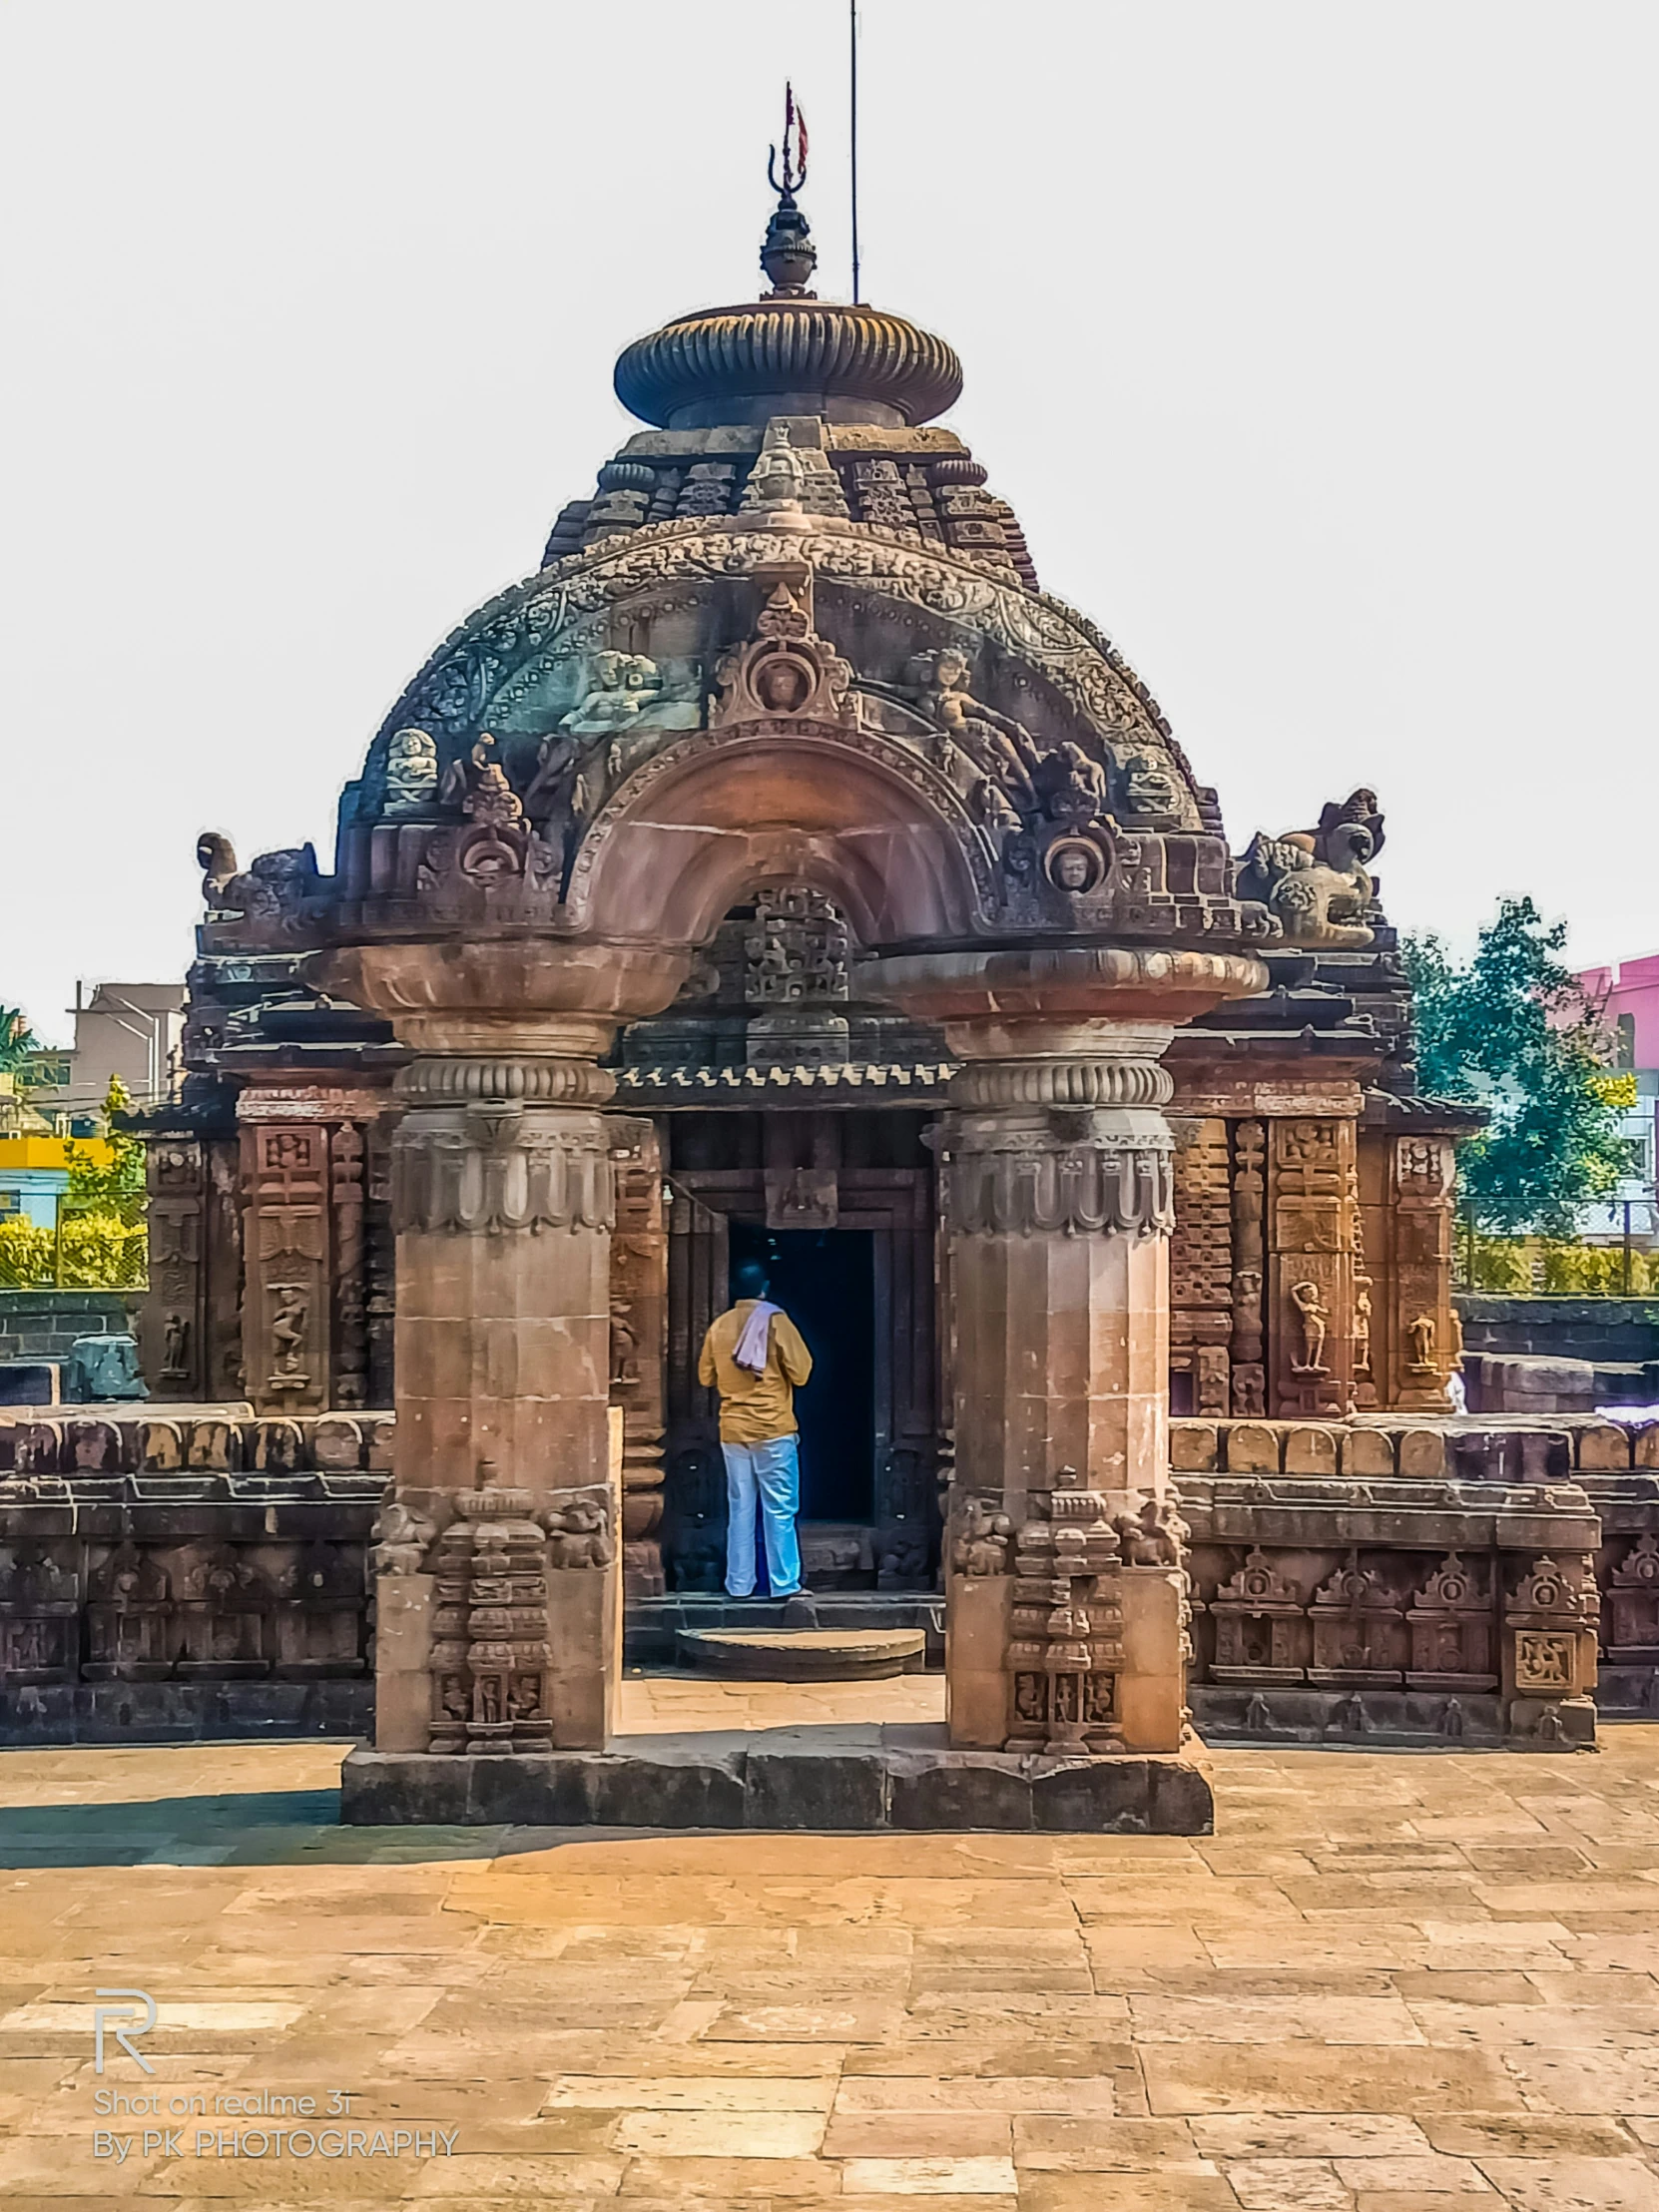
[215,846,317,928]
[1289,1280,1330,1375]
[197,831,238,903]
[270,1287,307,1375]
[162,1311,191,1380]
[1117,750,1183,826]
[905,647,1042,806]
[545,1493,614,1570]
[609,1299,640,1389]
[1046,839,1105,894]
[1115,1492,1189,1568]
[559,651,664,736]
[1033,741,1108,825]
[1407,1313,1438,1375]
[1239,798,1381,949]
[1354,1285,1373,1377]
[972,777,1022,834]
[952,1495,1012,1576]
[383,727,440,814]
[369,1500,436,1577]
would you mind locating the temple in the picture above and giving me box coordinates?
[81,165,1592,1818]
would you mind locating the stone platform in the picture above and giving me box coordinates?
[340,1726,1213,1834]
[625,1589,945,1667]
[675,1626,926,1680]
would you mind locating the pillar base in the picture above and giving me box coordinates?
[339,1733,1213,1833]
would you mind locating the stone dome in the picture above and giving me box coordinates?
[614,296,964,431]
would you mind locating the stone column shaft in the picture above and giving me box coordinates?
[376,1051,621,1753]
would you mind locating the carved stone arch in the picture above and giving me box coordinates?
[565,717,991,949]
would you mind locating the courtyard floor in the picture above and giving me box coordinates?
[2,1689,1659,2208]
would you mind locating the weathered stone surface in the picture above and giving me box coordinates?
[337,1737,1215,1833]
[745,1743,889,1831]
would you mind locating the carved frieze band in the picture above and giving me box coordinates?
[950,1138,1175,1238]
[391,1107,614,1236]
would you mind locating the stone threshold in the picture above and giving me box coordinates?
[339,1727,1214,1834]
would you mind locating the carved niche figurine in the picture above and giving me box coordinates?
[382,727,440,814]
[369,1499,436,1577]
[1354,1284,1374,1377]
[736,419,845,518]
[1289,1280,1331,1376]
[1115,1493,1189,1568]
[608,1299,640,1390]
[1045,837,1109,897]
[952,1495,1013,1576]
[1116,749,1184,827]
[1407,1313,1438,1376]
[713,579,855,726]
[545,1492,615,1570]
[161,1311,191,1382]
[1033,741,1109,826]
[269,1286,308,1378]
[1239,789,1384,950]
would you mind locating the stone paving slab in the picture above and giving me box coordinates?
[2,1704,1659,2203]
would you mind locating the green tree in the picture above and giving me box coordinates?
[1405,896,1634,1237]
[63,1076,148,1227]
[0,1005,40,1080]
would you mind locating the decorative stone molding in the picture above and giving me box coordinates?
[949,1057,1174,1111]
[949,1134,1176,1239]
[428,1469,554,1755]
[396,1056,617,1108]
[1005,1466,1125,1754]
[391,1107,614,1237]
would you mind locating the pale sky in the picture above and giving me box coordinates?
[3,0,1655,1044]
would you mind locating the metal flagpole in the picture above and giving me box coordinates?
[849,0,861,301]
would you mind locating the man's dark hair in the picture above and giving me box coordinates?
[732,1258,771,1302]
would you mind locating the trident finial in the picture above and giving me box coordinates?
[761,83,818,295]
[767,81,809,202]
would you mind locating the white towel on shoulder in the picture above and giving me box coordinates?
[733,1301,781,1374]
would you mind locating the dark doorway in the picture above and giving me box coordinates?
[727,1222,874,1524]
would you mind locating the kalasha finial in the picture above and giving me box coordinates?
[762,82,817,296]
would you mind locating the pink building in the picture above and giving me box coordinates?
[1577,954,1659,1213]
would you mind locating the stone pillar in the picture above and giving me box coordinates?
[378,1047,620,1752]
[238,1108,332,1417]
[946,1031,1177,1525]
[939,1028,1187,1753]
[1268,1116,1358,1417]
[1388,1132,1458,1411]
[139,1137,208,1400]
[607,1116,668,1598]
[873,946,1268,1764]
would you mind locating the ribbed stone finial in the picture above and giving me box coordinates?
[761,193,818,297]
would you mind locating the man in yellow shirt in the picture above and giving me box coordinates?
[698,1258,815,1599]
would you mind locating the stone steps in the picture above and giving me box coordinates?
[675,1626,925,1681]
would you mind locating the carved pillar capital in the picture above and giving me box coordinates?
[942,1043,1177,1242]
[390,1058,617,1238]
